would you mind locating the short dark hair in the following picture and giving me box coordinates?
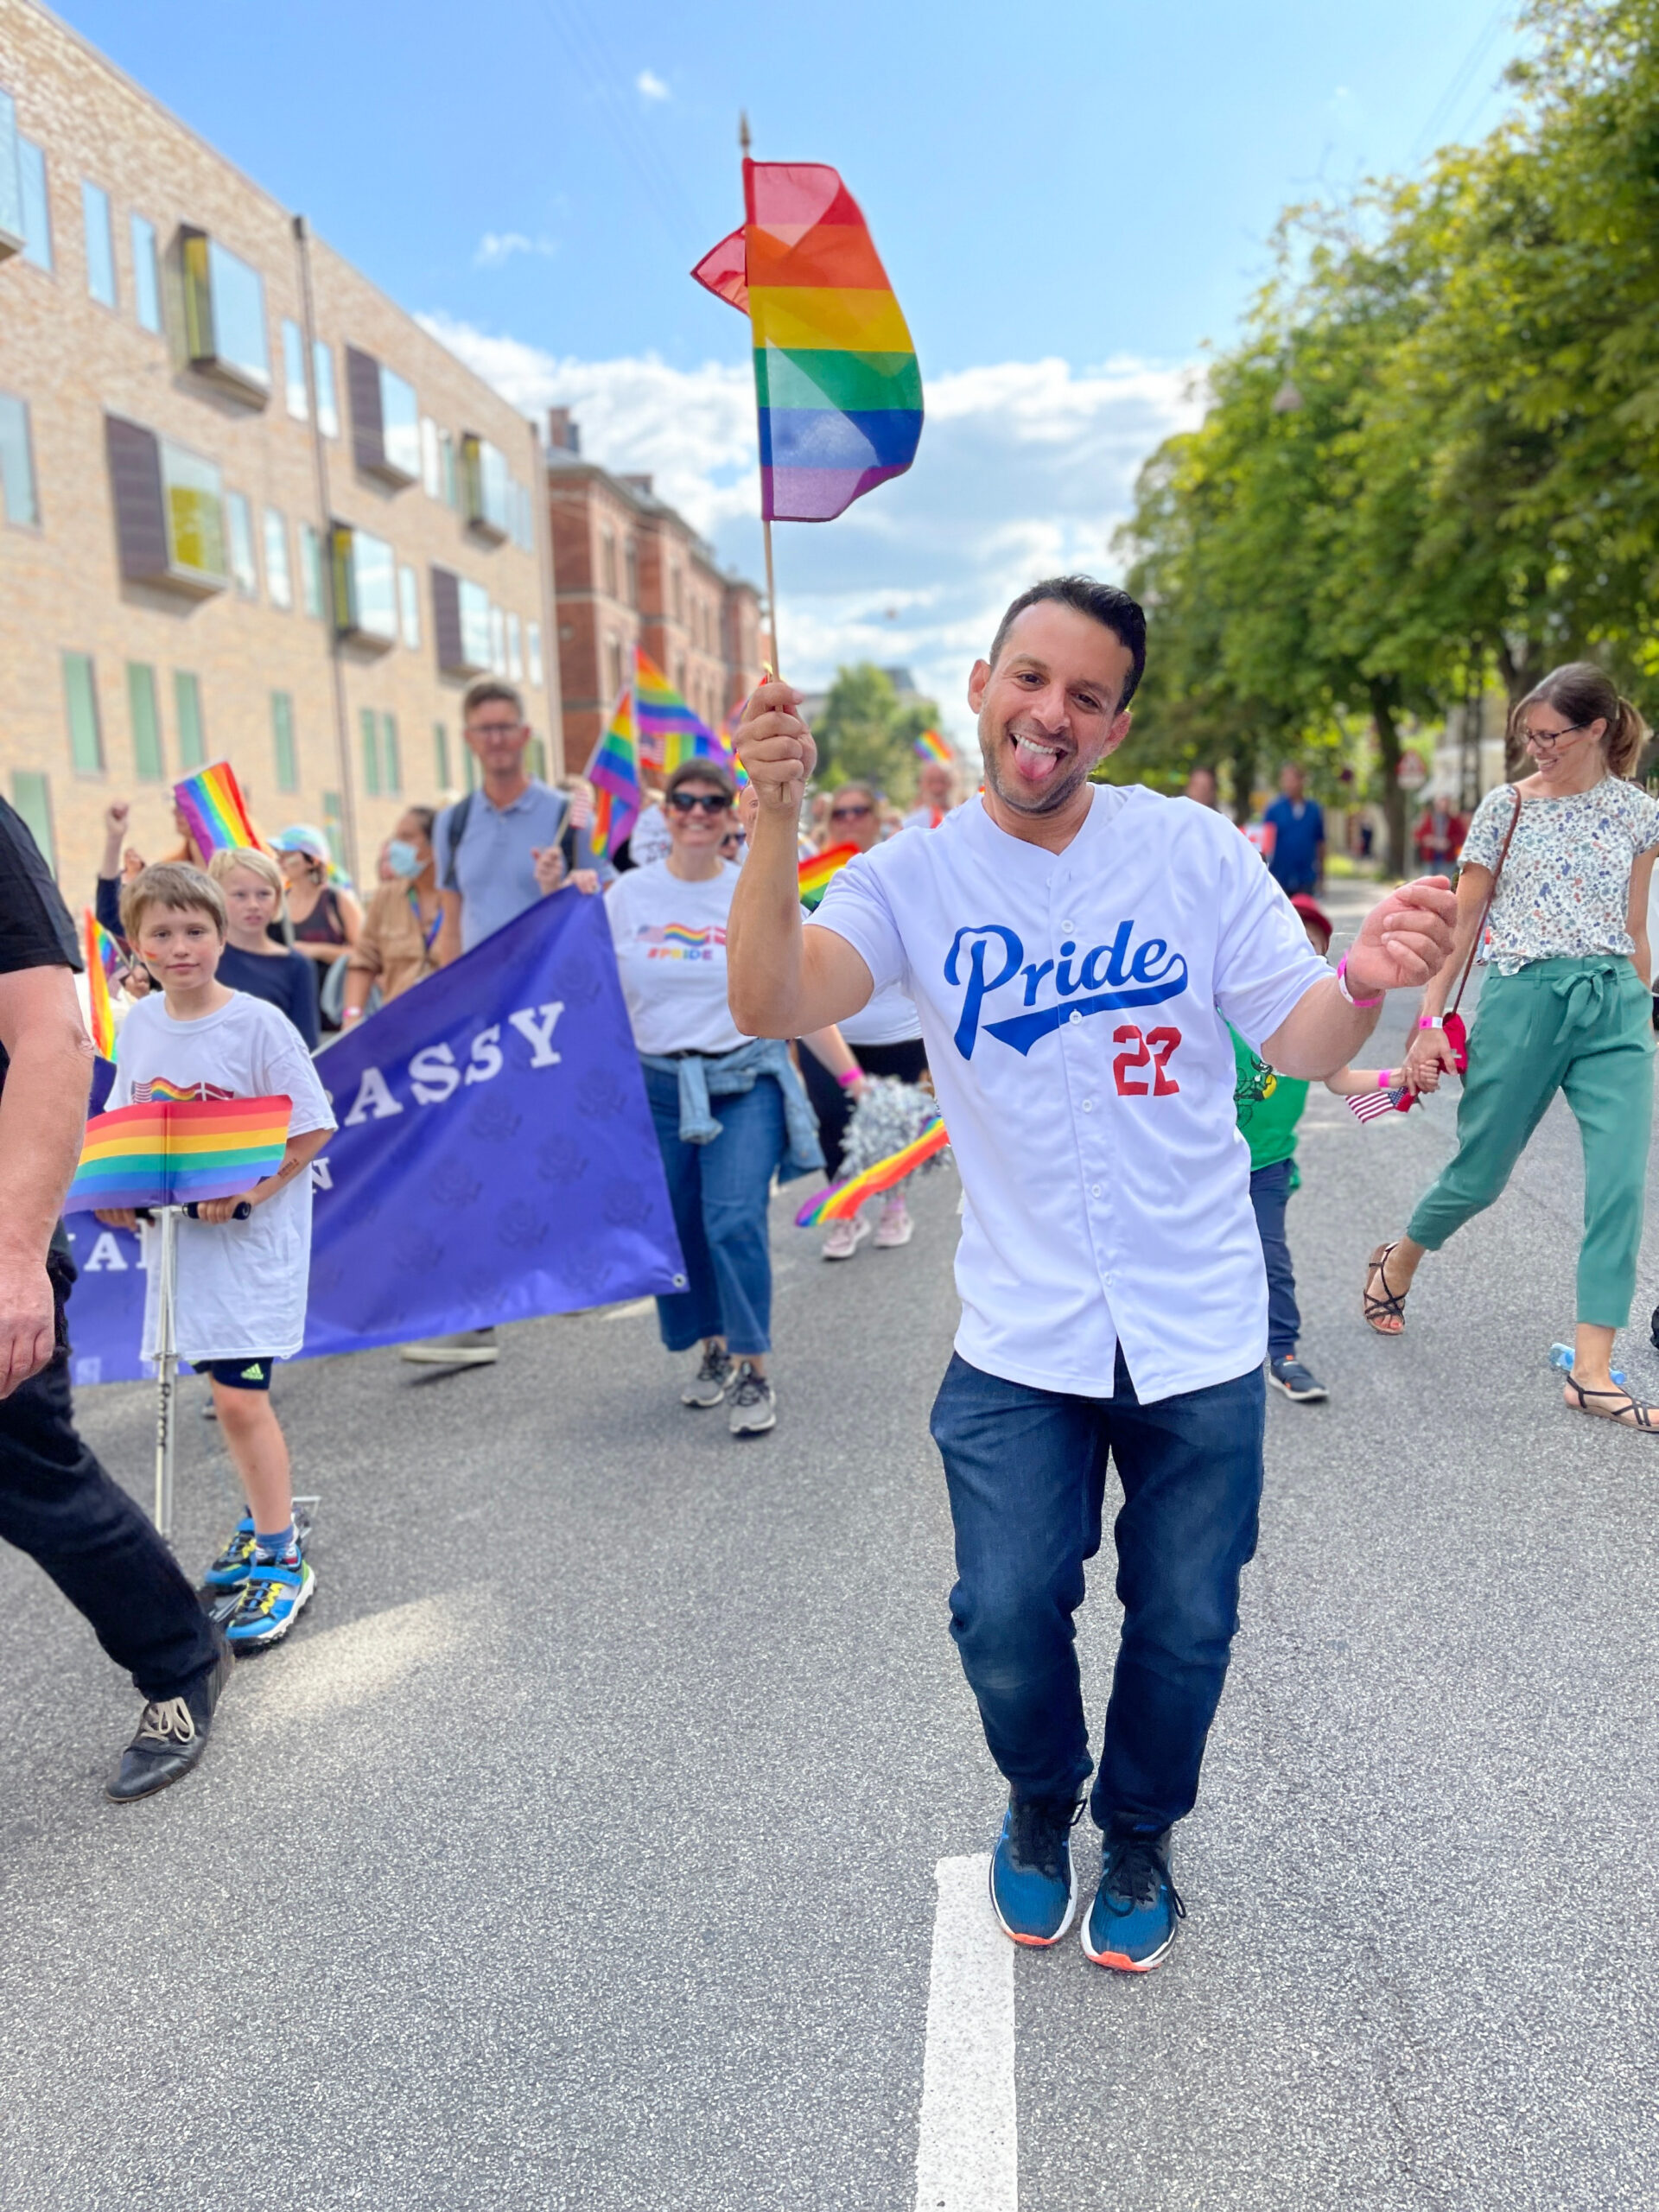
[462,679,524,723]
[402,805,437,842]
[664,757,735,802]
[988,576,1147,710]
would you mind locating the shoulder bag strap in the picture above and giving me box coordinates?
[1446,785,1523,1020]
[441,791,474,894]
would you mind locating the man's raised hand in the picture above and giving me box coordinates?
[737,679,817,816]
[1344,876,1459,998]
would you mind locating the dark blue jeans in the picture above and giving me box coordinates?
[645,1064,784,1358]
[1249,1158,1300,1359]
[930,1349,1265,1836]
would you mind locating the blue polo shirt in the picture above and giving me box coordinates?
[435,779,569,953]
[1263,795,1325,892]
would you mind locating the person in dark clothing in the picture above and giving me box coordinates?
[0,798,229,1801]
[207,846,320,1050]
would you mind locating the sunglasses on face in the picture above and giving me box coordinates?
[668,790,732,815]
[830,804,873,821]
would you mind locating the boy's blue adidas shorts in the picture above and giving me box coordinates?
[193,1357,276,1393]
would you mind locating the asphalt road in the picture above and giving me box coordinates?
[3,880,1657,2210]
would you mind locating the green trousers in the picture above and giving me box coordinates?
[1407,956,1654,1328]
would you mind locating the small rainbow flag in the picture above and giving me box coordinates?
[66,1095,292,1212]
[586,689,643,861]
[82,908,123,1059]
[795,1116,949,1226]
[173,762,259,860]
[914,728,952,767]
[694,161,923,523]
[635,649,720,774]
[798,841,860,913]
[716,698,751,787]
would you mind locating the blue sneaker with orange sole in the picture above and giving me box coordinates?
[1081,1829,1185,1970]
[988,1792,1084,1946]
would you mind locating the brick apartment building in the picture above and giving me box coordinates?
[545,409,765,772]
[0,0,561,896]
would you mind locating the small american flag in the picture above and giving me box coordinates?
[1347,1085,1410,1122]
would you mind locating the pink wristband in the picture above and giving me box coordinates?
[837,1066,862,1090]
[1336,956,1382,1009]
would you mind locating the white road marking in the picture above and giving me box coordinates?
[914,1853,1018,2212]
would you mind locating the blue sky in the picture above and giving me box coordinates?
[55,0,1527,731]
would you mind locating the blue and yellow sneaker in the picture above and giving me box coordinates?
[225,1555,315,1651]
[203,1516,257,1590]
[988,1792,1084,1946]
[1081,1829,1185,1972]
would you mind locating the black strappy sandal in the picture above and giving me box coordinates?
[1363,1243,1409,1335]
[1563,1376,1659,1432]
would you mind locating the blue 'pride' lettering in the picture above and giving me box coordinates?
[944,922,1188,1059]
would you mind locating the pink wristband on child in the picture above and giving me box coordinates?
[837,1067,861,1090]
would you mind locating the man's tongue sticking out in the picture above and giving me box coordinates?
[1011,725,1065,786]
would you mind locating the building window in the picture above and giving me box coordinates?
[130,213,161,332]
[300,524,326,620]
[226,491,257,598]
[107,418,229,594]
[321,791,345,867]
[19,139,52,270]
[489,604,506,676]
[82,181,115,306]
[282,319,308,421]
[440,430,457,507]
[463,743,479,795]
[127,663,164,781]
[331,523,397,647]
[506,612,523,683]
[271,691,298,791]
[383,713,401,795]
[180,229,268,399]
[0,88,22,259]
[61,653,103,773]
[0,391,40,527]
[527,622,543,690]
[264,509,292,609]
[431,567,493,675]
[624,539,638,607]
[601,524,617,598]
[420,416,441,499]
[606,635,624,701]
[461,433,511,540]
[397,563,420,649]
[346,346,419,485]
[313,340,339,437]
[10,772,55,874]
[174,671,206,770]
[527,735,548,781]
[434,721,451,790]
[359,707,381,797]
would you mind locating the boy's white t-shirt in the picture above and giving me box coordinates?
[605,859,745,1057]
[107,991,336,1363]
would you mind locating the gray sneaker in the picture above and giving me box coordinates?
[399,1330,499,1367]
[682,1345,734,1408]
[728,1361,777,1436]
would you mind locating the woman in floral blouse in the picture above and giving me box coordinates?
[1364,663,1659,1430]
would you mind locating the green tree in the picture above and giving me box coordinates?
[814,664,943,799]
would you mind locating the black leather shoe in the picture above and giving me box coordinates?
[106,1630,232,1803]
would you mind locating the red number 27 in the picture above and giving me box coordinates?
[1112,1025,1182,1097]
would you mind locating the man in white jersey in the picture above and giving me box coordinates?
[727,576,1456,1972]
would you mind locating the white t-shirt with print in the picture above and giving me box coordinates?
[107,991,336,1363]
[606,860,745,1056]
[628,804,673,869]
[808,787,1329,1403]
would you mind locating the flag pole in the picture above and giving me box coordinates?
[740,111,782,680]
[152,1204,179,1542]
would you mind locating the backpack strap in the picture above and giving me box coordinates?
[441,791,474,894]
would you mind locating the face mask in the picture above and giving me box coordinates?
[385,839,423,879]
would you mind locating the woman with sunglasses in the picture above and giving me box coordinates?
[607,759,823,1437]
[799,784,931,1259]
[1364,663,1659,1429]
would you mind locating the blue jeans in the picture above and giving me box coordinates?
[645,1064,784,1358]
[1249,1158,1300,1359]
[930,1349,1265,1835]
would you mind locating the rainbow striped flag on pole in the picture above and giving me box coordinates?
[173,761,260,859]
[634,649,720,773]
[82,908,123,1059]
[585,689,644,861]
[693,162,922,523]
[66,1095,292,1212]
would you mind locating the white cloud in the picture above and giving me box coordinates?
[418,312,1201,741]
[473,232,557,270]
[635,68,670,102]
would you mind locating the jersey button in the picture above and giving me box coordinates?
[1082,1098,1095,1112]
[1090,1184,1103,1198]
[1069,1008,1082,1025]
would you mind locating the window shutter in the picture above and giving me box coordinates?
[346,345,384,473]
[431,566,463,673]
[105,416,168,582]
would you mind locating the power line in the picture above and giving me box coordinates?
[1412,4,1511,163]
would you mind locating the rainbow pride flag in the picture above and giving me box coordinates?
[715,699,751,787]
[173,762,259,860]
[914,728,952,767]
[586,689,643,860]
[694,162,922,523]
[67,1094,292,1213]
[634,649,719,773]
[798,841,860,913]
[82,908,123,1059]
[795,1117,949,1226]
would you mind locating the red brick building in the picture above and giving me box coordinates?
[546,410,764,772]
